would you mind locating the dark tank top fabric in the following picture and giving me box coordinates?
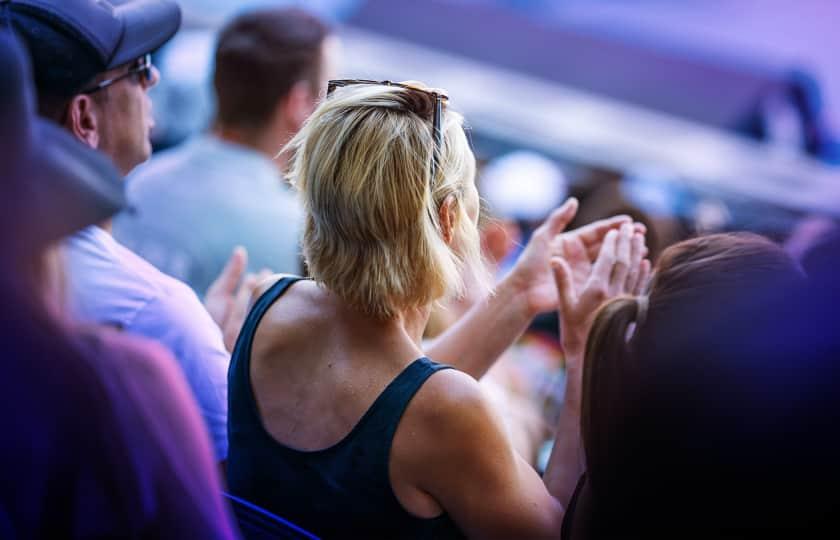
[227,276,466,539]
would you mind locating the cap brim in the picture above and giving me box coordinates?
[25,120,126,244]
[109,0,181,68]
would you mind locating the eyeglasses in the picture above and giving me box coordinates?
[81,54,153,94]
[326,79,448,189]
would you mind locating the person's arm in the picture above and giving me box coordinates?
[400,225,649,539]
[130,289,231,461]
[545,224,650,498]
[397,368,566,540]
[426,198,641,379]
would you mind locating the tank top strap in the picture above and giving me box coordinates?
[354,357,454,465]
[229,276,305,429]
[232,276,304,354]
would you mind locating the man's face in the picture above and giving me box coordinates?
[91,57,160,175]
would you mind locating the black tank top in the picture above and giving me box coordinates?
[227,277,466,539]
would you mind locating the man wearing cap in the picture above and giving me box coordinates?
[5,0,234,460]
[0,28,237,538]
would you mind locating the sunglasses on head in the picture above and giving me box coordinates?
[327,79,449,189]
[81,54,153,95]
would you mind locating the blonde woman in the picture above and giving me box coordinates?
[227,80,648,539]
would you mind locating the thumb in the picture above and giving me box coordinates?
[223,272,259,352]
[543,197,579,237]
[209,246,248,297]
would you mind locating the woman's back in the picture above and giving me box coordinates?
[227,277,466,539]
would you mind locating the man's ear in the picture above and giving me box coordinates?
[281,80,318,134]
[438,194,458,245]
[64,94,100,149]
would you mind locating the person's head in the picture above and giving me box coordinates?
[284,82,487,320]
[213,7,335,148]
[5,0,181,174]
[577,232,816,535]
[0,29,125,308]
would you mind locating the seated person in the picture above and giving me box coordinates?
[562,232,837,538]
[226,79,648,538]
[0,30,236,539]
[115,7,336,294]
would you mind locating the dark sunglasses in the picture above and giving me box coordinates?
[327,79,449,189]
[81,54,153,94]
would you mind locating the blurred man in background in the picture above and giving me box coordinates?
[6,0,245,461]
[115,8,338,295]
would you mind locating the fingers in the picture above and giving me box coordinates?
[222,269,270,352]
[207,246,248,298]
[550,254,576,317]
[589,229,618,290]
[635,259,652,296]
[541,197,579,237]
[624,232,646,293]
[580,219,645,260]
[610,224,633,293]
[571,214,629,255]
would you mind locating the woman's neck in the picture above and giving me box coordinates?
[330,294,432,357]
[397,304,433,348]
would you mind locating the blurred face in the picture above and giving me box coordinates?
[92,57,160,175]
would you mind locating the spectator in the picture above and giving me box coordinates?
[6,0,251,460]
[115,8,337,295]
[227,80,647,538]
[560,232,837,538]
[0,29,237,539]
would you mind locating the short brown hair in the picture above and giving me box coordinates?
[213,8,330,131]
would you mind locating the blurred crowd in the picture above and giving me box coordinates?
[2,1,839,539]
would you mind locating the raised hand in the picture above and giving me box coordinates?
[552,223,650,362]
[556,216,646,297]
[204,247,275,352]
[221,268,272,352]
[508,198,638,315]
[204,246,248,331]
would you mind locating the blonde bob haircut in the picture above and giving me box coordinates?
[283,83,487,320]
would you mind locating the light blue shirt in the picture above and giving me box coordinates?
[114,134,303,296]
[64,226,230,459]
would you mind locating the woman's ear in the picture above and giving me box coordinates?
[64,94,100,149]
[438,194,458,245]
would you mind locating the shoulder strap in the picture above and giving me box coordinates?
[355,358,453,467]
[228,276,304,428]
[233,276,303,353]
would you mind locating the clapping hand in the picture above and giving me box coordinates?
[508,198,644,316]
[552,223,650,362]
[204,246,273,352]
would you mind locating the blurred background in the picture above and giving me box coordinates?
[149,0,840,256]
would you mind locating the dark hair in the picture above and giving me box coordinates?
[213,7,330,131]
[577,233,821,536]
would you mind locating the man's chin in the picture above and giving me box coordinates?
[123,146,153,176]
